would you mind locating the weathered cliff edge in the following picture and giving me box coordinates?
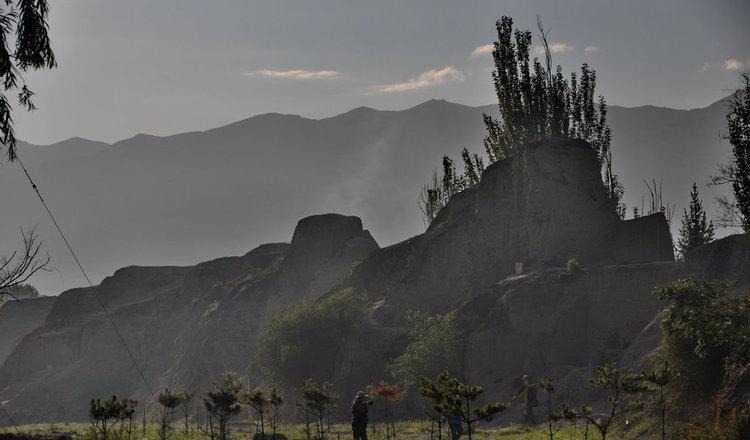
[0,214,377,422]
[0,138,747,423]
[0,297,56,364]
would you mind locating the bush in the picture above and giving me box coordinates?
[386,311,461,386]
[654,279,750,401]
[255,288,368,387]
[565,258,581,273]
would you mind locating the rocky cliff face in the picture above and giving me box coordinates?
[0,214,377,423]
[0,138,745,424]
[346,138,673,322]
[0,297,56,365]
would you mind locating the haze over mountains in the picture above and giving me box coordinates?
[0,96,736,295]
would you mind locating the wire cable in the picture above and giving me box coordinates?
[0,402,20,435]
[15,155,157,400]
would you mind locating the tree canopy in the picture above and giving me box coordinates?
[0,0,56,161]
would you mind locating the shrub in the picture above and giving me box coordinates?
[367,381,406,439]
[156,389,184,440]
[386,311,461,386]
[419,371,509,440]
[88,395,137,440]
[202,373,244,440]
[566,258,581,274]
[300,379,338,440]
[654,279,750,401]
[256,288,368,387]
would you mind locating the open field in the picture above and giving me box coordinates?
[0,420,633,440]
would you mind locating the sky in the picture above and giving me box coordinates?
[12,0,750,145]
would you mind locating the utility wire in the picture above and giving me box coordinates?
[15,155,157,400]
[0,402,20,435]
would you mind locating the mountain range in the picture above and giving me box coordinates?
[0,96,737,295]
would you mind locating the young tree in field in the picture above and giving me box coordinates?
[202,373,244,440]
[267,388,283,440]
[0,228,50,299]
[177,390,194,435]
[539,377,564,440]
[241,387,269,439]
[641,361,680,440]
[89,395,135,440]
[301,379,338,440]
[368,381,406,440]
[419,15,624,225]
[676,183,715,259]
[418,371,452,440]
[711,73,750,232]
[156,389,184,440]
[420,371,509,440]
[571,364,646,440]
[0,0,56,161]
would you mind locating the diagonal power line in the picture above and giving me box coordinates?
[15,155,156,400]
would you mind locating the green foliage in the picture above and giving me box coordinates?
[368,381,406,440]
[712,73,750,231]
[565,258,581,274]
[300,379,338,440]
[420,15,624,225]
[240,387,283,440]
[156,389,185,440]
[641,361,680,440]
[676,183,715,259]
[202,373,244,440]
[387,311,461,387]
[419,371,509,440]
[654,279,750,398]
[538,378,563,440]
[561,364,646,440]
[88,396,137,440]
[177,390,194,435]
[256,288,367,387]
[0,0,57,160]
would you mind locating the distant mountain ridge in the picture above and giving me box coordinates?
[0,95,736,295]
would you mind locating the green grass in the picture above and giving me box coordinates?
[0,420,634,440]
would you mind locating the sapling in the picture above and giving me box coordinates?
[242,387,269,439]
[156,388,184,440]
[301,379,338,440]
[202,373,244,440]
[267,388,284,440]
[565,364,646,440]
[368,380,406,440]
[539,377,563,440]
[642,361,680,440]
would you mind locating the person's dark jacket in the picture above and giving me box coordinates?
[351,399,371,425]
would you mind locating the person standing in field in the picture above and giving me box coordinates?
[351,391,373,440]
[447,409,462,440]
[512,375,539,426]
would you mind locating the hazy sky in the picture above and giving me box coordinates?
[13,0,750,145]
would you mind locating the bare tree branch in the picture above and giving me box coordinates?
[0,226,51,292]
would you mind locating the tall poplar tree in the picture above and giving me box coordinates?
[712,73,750,232]
[419,16,624,225]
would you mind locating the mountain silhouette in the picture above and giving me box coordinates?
[0,96,735,294]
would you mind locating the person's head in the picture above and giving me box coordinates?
[355,391,366,401]
[522,374,530,385]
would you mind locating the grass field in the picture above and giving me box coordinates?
[0,420,633,440]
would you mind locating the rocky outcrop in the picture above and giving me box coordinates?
[277,214,378,303]
[347,138,673,322]
[0,297,56,365]
[460,262,683,421]
[0,214,378,423]
[3,138,747,425]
